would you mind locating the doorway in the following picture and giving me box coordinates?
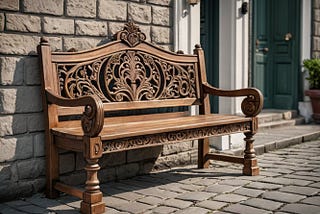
[252,0,301,110]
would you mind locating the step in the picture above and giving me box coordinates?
[258,109,298,124]
[259,116,305,130]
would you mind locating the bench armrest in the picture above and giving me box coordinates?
[45,89,104,137]
[202,83,263,117]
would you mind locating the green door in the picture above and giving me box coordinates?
[200,0,219,113]
[252,0,301,110]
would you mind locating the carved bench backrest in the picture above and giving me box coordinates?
[39,22,207,116]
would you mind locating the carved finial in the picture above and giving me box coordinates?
[195,44,201,49]
[115,21,146,47]
[40,37,49,46]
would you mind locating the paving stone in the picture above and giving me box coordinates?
[174,206,210,214]
[112,202,153,214]
[279,185,319,196]
[301,196,320,205]
[218,179,251,186]
[309,182,320,188]
[176,191,216,202]
[283,174,320,182]
[242,198,283,211]
[205,184,239,193]
[224,204,271,214]
[196,200,227,210]
[245,182,282,190]
[259,177,313,186]
[262,191,306,203]
[16,204,48,213]
[162,198,192,209]
[102,196,129,209]
[0,205,25,214]
[137,196,163,206]
[158,183,189,193]
[281,203,320,214]
[213,193,248,203]
[152,206,178,214]
[135,188,178,199]
[233,187,265,197]
[112,191,144,201]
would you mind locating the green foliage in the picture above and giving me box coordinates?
[303,58,320,89]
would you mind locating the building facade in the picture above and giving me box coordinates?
[0,0,316,200]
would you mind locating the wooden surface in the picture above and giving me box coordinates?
[38,21,263,214]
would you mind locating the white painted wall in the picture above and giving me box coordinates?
[299,0,312,123]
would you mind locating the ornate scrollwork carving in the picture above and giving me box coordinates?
[241,93,263,117]
[57,51,197,102]
[103,122,251,152]
[115,21,146,47]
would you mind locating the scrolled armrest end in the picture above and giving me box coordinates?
[241,89,263,117]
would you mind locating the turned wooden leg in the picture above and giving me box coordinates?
[81,137,105,214]
[243,132,260,176]
[198,138,210,169]
[80,158,105,214]
[46,134,60,198]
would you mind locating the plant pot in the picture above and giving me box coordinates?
[305,89,320,123]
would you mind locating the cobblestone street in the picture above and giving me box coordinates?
[1,139,320,214]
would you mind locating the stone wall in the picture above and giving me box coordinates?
[0,0,198,201]
[313,0,320,57]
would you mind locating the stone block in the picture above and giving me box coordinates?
[116,163,139,180]
[162,141,193,155]
[24,57,41,85]
[0,56,24,85]
[33,133,45,157]
[151,26,172,44]
[314,22,320,36]
[0,114,27,136]
[46,36,63,52]
[64,37,101,51]
[0,163,11,182]
[75,20,108,36]
[6,14,41,33]
[0,88,17,114]
[75,152,86,170]
[109,22,126,35]
[0,13,4,31]
[127,146,162,163]
[147,0,171,6]
[100,151,126,168]
[152,6,171,26]
[27,113,44,132]
[128,3,152,24]
[60,171,86,185]
[66,0,96,18]
[315,0,320,9]
[17,158,46,179]
[98,0,127,21]
[31,177,46,192]
[0,135,33,162]
[23,0,63,15]
[139,25,151,42]
[313,37,320,51]
[98,167,116,183]
[43,17,74,35]
[0,33,39,55]
[314,9,320,21]
[0,180,33,201]
[59,153,75,174]
[15,86,42,113]
[0,0,19,11]
[154,151,192,170]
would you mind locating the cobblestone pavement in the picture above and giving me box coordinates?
[1,139,320,214]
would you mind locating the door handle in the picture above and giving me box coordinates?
[284,33,292,41]
[257,47,269,53]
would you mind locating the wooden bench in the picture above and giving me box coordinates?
[38,22,263,214]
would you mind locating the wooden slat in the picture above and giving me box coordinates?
[54,182,84,199]
[205,153,244,164]
[52,114,252,141]
[55,135,83,150]
[57,98,200,116]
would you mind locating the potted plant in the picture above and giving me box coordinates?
[303,58,320,123]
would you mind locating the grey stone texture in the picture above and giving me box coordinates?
[2,139,320,213]
[66,0,96,18]
[23,0,63,15]
[6,14,41,33]
[0,0,19,11]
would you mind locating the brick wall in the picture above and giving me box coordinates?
[313,0,320,57]
[0,0,198,201]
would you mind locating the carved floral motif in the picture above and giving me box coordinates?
[103,122,252,153]
[57,51,197,102]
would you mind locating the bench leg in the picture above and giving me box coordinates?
[46,134,60,198]
[80,158,105,214]
[198,138,210,168]
[243,132,260,176]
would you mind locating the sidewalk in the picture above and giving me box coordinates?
[1,127,320,214]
